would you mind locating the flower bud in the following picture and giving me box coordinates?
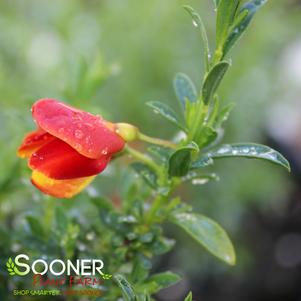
[115,123,139,142]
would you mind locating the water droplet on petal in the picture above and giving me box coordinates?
[74,129,83,139]
[74,143,83,152]
[101,147,109,155]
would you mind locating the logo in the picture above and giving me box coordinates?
[6,257,24,276]
[6,254,112,279]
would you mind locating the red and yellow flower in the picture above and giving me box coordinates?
[17,99,130,198]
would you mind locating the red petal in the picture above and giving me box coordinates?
[31,170,94,198]
[32,99,125,159]
[17,129,56,158]
[29,139,111,180]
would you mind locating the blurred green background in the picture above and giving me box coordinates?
[1,0,301,300]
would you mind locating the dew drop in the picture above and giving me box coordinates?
[217,145,232,154]
[192,178,209,185]
[250,147,257,155]
[74,129,83,139]
[242,148,250,154]
[74,143,83,152]
[192,20,198,27]
[86,232,95,241]
[101,147,109,155]
[85,122,94,129]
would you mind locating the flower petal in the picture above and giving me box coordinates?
[32,99,125,159]
[29,139,111,180]
[17,129,56,158]
[31,170,94,198]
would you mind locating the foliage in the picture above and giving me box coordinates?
[0,1,293,301]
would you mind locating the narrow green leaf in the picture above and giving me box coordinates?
[216,0,239,48]
[208,143,290,171]
[131,162,158,188]
[190,155,213,169]
[55,207,68,234]
[26,216,45,240]
[150,271,181,289]
[170,212,236,265]
[174,73,198,108]
[141,272,181,294]
[151,237,176,255]
[183,5,210,71]
[223,0,268,57]
[114,274,137,301]
[202,61,229,104]
[148,146,172,163]
[184,292,193,301]
[146,101,186,131]
[168,142,199,177]
[215,102,235,127]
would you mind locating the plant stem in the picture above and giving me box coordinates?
[146,194,164,224]
[138,133,177,149]
[125,145,161,173]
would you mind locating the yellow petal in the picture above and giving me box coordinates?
[31,170,94,198]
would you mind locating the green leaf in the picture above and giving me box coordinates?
[55,207,68,234]
[170,212,236,265]
[151,237,176,255]
[131,162,158,188]
[91,197,113,210]
[202,61,229,104]
[146,101,186,131]
[216,0,239,48]
[142,271,181,294]
[26,216,45,241]
[208,143,290,171]
[195,126,218,148]
[190,155,213,169]
[215,102,235,127]
[168,142,199,177]
[183,172,219,185]
[114,274,137,301]
[184,292,193,301]
[148,146,172,163]
[223,0,268,57]
[174,73,198,108]
[212,0,219,8]
[183,6,210,71]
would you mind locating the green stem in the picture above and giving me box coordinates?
[146,194,164,224]
[138,133,177,149]
[189,101,207,141]
[125,145,161,173]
